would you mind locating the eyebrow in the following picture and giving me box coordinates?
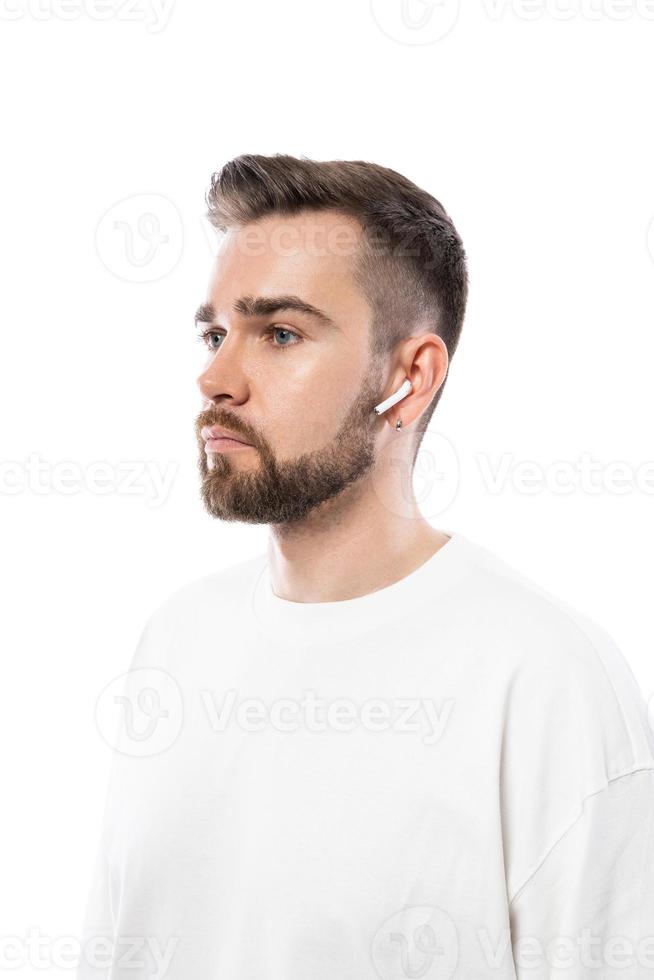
[194,295,337,331]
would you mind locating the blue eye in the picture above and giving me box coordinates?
[197,330,223,351]
[269,326,300,349]
[196,325,301,352]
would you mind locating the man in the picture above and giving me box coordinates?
[78,154,654,979]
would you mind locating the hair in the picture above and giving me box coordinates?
[205,153,468,464]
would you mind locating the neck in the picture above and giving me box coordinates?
[265,478,450,603]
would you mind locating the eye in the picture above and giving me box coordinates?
[195,325,302,352]
[196,329,223,351]
[266,326,301,350]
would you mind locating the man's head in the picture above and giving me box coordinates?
[194,154,468,527]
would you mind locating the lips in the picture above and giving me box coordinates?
[200,425,251,446]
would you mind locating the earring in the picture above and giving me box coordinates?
[395,418,402,430]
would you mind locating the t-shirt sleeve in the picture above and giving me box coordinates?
[76,832,115,979]
[76,615,160,979]
[508,768,654,979]
[498,606,654,978]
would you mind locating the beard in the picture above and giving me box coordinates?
[195,363,385,527]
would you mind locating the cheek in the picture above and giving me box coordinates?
[254,357,351,453]
[269,382,336,453]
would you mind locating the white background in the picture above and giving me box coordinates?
[2,0,654,975]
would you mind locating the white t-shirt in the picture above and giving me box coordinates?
[78,532,654,979]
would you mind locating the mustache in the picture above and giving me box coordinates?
[195,409,257,447]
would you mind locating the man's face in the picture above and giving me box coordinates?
[194,209,386,526]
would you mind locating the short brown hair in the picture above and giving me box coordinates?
[205,153,468,461]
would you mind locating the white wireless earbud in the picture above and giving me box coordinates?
[373,378,413,416]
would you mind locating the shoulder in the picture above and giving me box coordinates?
[454,533,654,770]
[456,535,654,898]
[129,551,266,662]
[151,551,266,619]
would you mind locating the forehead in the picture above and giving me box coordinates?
[206,210,371,323]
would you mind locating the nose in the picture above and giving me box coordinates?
[196,336,249,405]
